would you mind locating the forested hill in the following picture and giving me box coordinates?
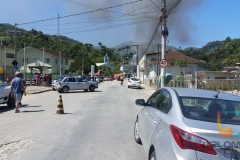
[177,37,240,71]
[1,23,240,72]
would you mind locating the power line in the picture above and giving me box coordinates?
[18,0,143,25]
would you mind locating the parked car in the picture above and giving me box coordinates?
[128,77,141,88]
[103,76,110,81]
[99,76,103,82]
[52,75,69,91]
[134,87,240,160]
[0,83,15,107]
[53,76,98,93]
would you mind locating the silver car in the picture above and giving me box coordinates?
[54,76,98,93]
[134,87,240,160]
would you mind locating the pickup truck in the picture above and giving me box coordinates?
[0,83,15,107]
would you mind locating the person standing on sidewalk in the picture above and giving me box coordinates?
[11,72,25,113]
[19,73,27,107]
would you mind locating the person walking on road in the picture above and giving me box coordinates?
[11,72,25,113]
[19,73,27,107]
[120,75,124,86]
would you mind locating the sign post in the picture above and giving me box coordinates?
[159,59,168,68]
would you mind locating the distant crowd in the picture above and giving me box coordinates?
[34,73,52,86]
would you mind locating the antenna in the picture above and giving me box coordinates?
[214,90,222,98]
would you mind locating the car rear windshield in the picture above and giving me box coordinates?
[131,78,140,81]
[179,97,240,125]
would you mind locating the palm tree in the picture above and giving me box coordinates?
[175,59,188,87]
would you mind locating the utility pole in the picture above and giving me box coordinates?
[160,0,168,88]
[58,13,62,75]
[82,51,84,76]
[130,45,139,78]
[24,42,26,79]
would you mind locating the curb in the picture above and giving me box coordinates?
[27,89,52,95]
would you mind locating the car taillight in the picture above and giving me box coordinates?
[139,81,141,84]
[170,125,216,155]
[58,82,61,85]
[129,80,131,83]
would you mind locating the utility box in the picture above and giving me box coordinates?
[158,73,173,87]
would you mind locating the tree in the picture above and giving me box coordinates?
[175,59,188,75]
[175,59,188,87]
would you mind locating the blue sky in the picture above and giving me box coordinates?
[0,0,239,49]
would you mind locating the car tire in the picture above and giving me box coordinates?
[149,150,156,160]
[128,86,130,88]
[84,89,88,92]
[7,93,15,108]
[89,85,95,92]
[134,118,142,145]
[52,88,56,91]
[62,87,69,93]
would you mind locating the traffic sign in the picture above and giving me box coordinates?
[159,59,168,68]
[12,60,18,67]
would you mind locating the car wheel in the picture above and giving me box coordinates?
[52,88,56,91]
[89,85,95,92]
[62,87,69,93]
[84,89,88,92]
[128,86,130,88]
[134,118,142,144]
[7,93,15,108]
[149,150,156,160]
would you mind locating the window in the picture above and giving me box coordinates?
[185,66,193,75]
[22,58,28,63]
[67,77,76,82]
[33,58,39,62]
[180,97,240,125]
[156,90,172,113]
[6,53,14,58]
[55,59,58,64]
[44,58,50,63]
[65,59,68,65]
[146,90,163,108]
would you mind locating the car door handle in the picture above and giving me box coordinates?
[153,119,157,124]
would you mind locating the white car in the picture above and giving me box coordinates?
[128,77,141,88]
[0,83,15,107]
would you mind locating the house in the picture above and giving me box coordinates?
[0,44,15,75]
[17,47,74,74]
[139,50,208,86]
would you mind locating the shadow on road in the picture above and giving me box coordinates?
[21,110,45,113]
[60,90,103,94]
[0,105,14,113]
[20,104,42,108]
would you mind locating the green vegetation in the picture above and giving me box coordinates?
[1,23,240,73]
[179,37,240,71]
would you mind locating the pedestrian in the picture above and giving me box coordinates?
[19,73,27,107]
[11,72,25,113]
[35,73,39,86]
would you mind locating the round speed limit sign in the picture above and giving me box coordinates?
[159,59,168,68]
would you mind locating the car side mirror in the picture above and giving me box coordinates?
[135,99,146,106]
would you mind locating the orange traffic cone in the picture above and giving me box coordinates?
[56,95,64,114]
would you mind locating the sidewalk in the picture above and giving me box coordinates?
[25,86,52,95]
[141,83,157,96]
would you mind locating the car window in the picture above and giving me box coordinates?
[131,78,140,81]
[67,78,76,82]
[156,90,172,113]
[180,97,240,125]
[146,90,163,108]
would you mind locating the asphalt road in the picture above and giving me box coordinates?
[0,80,149,160]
